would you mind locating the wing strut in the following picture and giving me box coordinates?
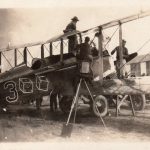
[98,27,103,84]
[118,22,124,78]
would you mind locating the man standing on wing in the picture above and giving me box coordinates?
[64,16,79,53]
[111,39,129,78]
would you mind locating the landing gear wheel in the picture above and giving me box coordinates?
[131,94,146,111]
[92,95,108,117]
[59,96,73,113]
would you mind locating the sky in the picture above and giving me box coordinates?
[0,0,150,71]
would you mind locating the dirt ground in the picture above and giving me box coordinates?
[0,101,150,149]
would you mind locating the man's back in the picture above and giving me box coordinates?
[64,22,76,33]
[79,42,91,60]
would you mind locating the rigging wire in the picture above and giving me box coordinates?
[118,37,150,77]
[17,49,31,66]
[44,44,50,54]
[26,47,34,59]
[103,27,119,49]
[1,52,13,68]
[136,38,150,53]
[106,37,150,79]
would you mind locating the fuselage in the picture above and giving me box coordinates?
[0,53,78,105]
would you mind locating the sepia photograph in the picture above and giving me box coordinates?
[0,0,150,149]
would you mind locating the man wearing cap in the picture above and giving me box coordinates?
[78,36,93,61]
[64,16,79,53]
[111,39,129,78]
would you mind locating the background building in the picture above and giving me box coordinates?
[126,54,150,76]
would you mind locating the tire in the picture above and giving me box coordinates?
[59,96,73,113]
[92,95,108,117]
[131,94,146,111]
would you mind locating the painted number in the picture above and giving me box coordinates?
[4,81,18,103]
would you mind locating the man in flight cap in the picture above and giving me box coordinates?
[64,16,79,53]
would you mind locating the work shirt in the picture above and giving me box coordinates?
[78,42,91,60]
[64,21,77,52]
[64,22,76,33]
[111,46,128,60]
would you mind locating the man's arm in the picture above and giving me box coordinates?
[111,47,117,55]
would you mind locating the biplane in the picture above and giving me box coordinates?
[0,10,150,117]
